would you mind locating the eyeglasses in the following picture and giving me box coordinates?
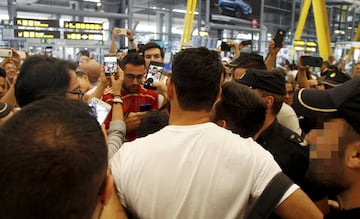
[286,90,294,95]
[125,74,144,81]
[67,88,84,100]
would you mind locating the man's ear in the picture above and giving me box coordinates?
[166,73,174,99]
[100,173,114,205]
[216,86,222,102]
[347,141,360,169]
[263,95,274,108]
[216,119,227,129]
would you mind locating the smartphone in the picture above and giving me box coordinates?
[144,61,164,90]
[274,29,285,48]
[302,56,323,67]
[0,49,13,58]
[104,54,118,77]
[119,28,127,36]
[241,40,252,46]
[221,41,231,52]
[139,103,152,112]
[89,97,112,125]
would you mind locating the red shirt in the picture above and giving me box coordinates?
[102,87,158,141]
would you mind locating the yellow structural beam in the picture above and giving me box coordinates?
[347,22,360,59]
[312,0,332,60]
[181,0,197,49]
[294,0,311,41]
[294,0,332,60]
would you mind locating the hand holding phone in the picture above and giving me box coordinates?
[274,29,285,48]
[104,54,118,78]
[144,61,164,90]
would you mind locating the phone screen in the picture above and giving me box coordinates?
[139,103,152,112]
[89,98,111,125]
[104,55,118,77]
[144,61,164,89]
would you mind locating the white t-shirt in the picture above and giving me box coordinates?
[110,122,297,219]
[277,103,302,136]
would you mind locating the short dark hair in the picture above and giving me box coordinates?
[236,53,266,70]
[0,97,107,219]
[214,82,266,137]
[15,55,71,107]
[171,47,223,111]
[78,49,90,57]
[120,52,146,69]
[137,111,169,138]
[0,67,6,78]
[142,42,164,58]
[259,90,284,115]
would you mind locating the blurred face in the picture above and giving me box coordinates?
[0,77,7,98]
[4,62,17,80]
[117,51,125,61]
[76,75,92,92]
[66,70,83,100]
[306,119,350,194]
[123,64,145,93]
[284,83,293,106]
[144,48,162,68]
[353,64,360,78]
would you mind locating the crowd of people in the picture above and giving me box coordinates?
[0,27,359,219]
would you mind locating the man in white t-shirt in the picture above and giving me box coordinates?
[110,47,322,218]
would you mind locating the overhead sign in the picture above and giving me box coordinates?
[64,32,103,40]
[14,30,60,39]
[14,18,59,28]
[64,21,103,31]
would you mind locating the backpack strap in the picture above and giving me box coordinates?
[244,172,294,219]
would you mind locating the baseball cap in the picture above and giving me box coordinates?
[293,77,360,133]
[0,102,13,119]
[320,69,351,87]
[237,69,286,95]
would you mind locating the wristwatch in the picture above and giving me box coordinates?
[113,98,123,104]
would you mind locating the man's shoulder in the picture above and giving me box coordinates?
[278,123,308,147]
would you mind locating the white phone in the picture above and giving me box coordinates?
[0,49,13,58]
[89,97,112,125]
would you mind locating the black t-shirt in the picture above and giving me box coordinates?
[325,208,360,219]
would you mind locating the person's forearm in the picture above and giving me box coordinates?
[297,69,310,89]
[93,82,107,100]
[109,37,117,54]
[107,120,126,160]
[129,40,137,50]
[265,53,277,71]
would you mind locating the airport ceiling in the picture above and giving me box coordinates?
[17,0,187,10]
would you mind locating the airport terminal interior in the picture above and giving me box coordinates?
[1,0,360,65]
